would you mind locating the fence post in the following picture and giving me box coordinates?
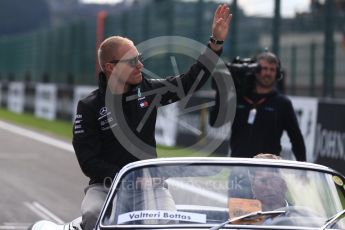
[273,0,284,93]
[229,0,238,57]
[95,11,107,78]
[142,5,150,40]
[122,11,128,37]
[323,0,335,97]
[309,42,316,97]
[194,0,204,43]
[290,45,297,95]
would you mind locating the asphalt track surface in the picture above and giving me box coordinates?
[0,120,88,229]
[0,120,228,230]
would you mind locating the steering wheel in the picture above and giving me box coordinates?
[269,206,324,227]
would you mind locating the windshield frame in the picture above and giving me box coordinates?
[97,157,345,229]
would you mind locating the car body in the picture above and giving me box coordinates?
[31,157,345,229]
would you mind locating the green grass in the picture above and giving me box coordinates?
[157,144,214,158]
[0,108,210,157]
[0,108,73,140]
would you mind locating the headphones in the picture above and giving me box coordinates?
[255,51,284,81]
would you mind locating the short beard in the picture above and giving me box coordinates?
[256,79,275,89]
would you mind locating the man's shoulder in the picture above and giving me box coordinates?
[77,89,103,112]
[79,89,100,105]
[270,91,291,103]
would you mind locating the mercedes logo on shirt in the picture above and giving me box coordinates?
[99,107,108,116]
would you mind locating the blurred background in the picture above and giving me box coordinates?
[0,0,344,96]
[2,1,345,227]
[0,0,344,172]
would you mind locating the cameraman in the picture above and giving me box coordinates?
[210,51,306,161]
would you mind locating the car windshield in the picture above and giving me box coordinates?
[101,162,345,228]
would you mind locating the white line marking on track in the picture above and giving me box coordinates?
[0,120,73,153]
[0,226,28,230]
[24,201,64,224]
[24,202,51,222]
[0,223,31,229]
[4,223,31,226]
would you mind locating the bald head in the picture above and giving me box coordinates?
[98,36,134,72]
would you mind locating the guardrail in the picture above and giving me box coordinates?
[0,81,344,176]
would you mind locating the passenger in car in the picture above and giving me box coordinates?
[228,154,288,214]
[249,166,288,211]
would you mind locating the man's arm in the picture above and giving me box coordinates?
[148,4,232,106]
[208,4,232,52]
[209,70,233,127]
[284,99,306,161]
[73,100,119,180]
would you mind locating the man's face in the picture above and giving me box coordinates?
[251,169,287,210]
[108,43,143,91]
[255,60,278,90]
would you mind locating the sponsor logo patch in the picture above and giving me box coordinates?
[99,107,108,116]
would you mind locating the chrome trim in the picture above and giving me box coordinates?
[120,157,337,175]
[98,156,344,229]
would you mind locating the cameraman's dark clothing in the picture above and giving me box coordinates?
[230,90,306,161]
[72,47,221,185]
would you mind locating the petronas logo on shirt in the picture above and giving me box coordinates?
[99,107,108,116]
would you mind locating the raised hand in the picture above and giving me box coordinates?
[211,4,232,46]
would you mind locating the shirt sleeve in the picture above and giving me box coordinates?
[148,45,222,106]
[72,100,119,180]
[284,99,307,161]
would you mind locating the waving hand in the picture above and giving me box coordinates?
[210,4,232,51]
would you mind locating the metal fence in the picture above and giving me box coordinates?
[0,0,344,98]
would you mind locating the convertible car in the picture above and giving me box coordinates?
[30,157,345,230]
